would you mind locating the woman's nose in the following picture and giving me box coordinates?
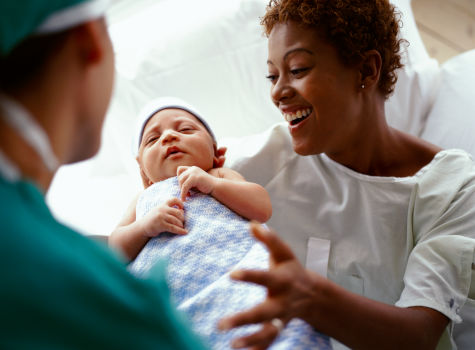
[271,76,294,104]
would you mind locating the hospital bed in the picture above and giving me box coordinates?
[45,0,475,348]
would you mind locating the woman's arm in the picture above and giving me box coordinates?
[219,223,449,350]
[109,194,187,261]
[177,166,272,222]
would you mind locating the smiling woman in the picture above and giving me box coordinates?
[264,19,437,176]
[217,1,475,349]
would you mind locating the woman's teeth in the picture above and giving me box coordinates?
[283,108,312,125]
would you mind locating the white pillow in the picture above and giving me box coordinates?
[108,0,280,142]
[420,49,475,156]
[385,0,440,136]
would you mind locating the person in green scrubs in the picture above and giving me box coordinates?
[0,1,207,348]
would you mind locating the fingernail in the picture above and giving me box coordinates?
[250,222,269,238]
[217,319,231,331]
[261,223,271,233]
[231,339,245,348]
[230,270,243,279]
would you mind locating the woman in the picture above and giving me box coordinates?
[219,0,475,349]
[0,1,206,348]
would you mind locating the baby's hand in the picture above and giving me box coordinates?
[141,197,187,237]
[177,166,217,201]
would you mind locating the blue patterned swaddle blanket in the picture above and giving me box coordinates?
[129,176,331,350]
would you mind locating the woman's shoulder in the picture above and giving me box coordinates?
[412,149,475,239]
[416,148,475,179]
[414,149,475,199]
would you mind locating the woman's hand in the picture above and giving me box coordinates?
[218,222,323,349]
[140,197,187,237]
[177,165,217,201]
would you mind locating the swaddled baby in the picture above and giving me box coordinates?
[109,97,331,349]
[109,96,271,264]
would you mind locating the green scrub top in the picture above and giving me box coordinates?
[0,176,208,349]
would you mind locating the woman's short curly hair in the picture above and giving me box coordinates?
[261,0,405,98]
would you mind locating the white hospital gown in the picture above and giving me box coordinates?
[229,123,475,349]
[128,176,332,350]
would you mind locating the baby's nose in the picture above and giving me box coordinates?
[161,129,179,144]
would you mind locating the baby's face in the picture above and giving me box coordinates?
[137,108,216,185]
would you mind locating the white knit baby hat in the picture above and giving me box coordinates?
[133,96,216,156]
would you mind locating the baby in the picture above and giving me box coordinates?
[109,96,272,261]
[109,97,330,350]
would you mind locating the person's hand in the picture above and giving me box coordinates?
[140,197,187,237]
[177,166,217,201]
[218,222,322,349]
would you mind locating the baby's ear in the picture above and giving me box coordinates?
[213,145,227,168]
[136,157,153,188]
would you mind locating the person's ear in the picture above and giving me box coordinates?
[359,50,382,90]
[136,157,153,188]
[213,145,227,168]
[72,19,106,66]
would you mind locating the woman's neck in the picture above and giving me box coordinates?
[325,99,440,177]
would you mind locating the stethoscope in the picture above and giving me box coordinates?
[0,93,59,182]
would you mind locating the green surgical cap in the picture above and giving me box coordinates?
[0,0,108,56]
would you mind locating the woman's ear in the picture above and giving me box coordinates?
[359,50,382,89]
[136,157,153,188]
[213,145,227,168]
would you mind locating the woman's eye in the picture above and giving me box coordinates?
[290,67,309,76]
[266,74,278,83]
[179,127,194,133]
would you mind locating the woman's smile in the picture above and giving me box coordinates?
[282,107,312,125]
[288,109,313,136]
